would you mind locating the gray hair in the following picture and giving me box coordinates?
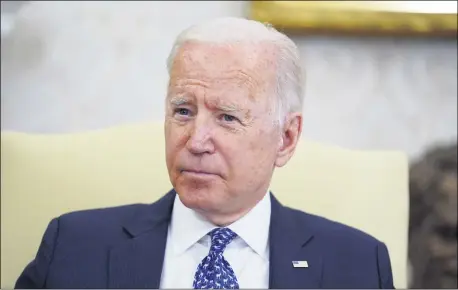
[166,17,304,126]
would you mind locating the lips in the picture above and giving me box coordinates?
[180,168,219,177]
[181,169,214,175]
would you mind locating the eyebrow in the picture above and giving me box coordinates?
[217,103,242,113]
[169,96,189,106]
[169,96,242,112]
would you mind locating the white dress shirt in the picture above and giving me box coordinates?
[160,192,271,289]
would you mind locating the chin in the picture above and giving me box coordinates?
[175,180,223,212]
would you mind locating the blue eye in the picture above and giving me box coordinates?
[222,114,236,122]
[175,108,190,116]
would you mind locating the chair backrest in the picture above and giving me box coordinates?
[0,121,409,288]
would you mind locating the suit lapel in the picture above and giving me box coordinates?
[269,193,323,289]
[108,190,176,289]
[107,190,323,288]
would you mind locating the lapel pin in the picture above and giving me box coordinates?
[292,261,309,268]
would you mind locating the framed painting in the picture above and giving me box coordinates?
[249,1,457,37]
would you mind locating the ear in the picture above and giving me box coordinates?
[275,112,302,168]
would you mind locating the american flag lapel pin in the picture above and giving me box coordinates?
[292,260,309,268]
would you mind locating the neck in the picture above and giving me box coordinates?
[201,207,252,227]
[198,192,268,227]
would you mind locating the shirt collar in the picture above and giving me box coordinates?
[169,191,271,260]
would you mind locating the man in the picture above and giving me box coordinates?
[16,17,394,289]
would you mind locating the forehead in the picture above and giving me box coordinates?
[169,41,278,97]
[174,41,278,70]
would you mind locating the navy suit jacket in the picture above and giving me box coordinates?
[16,190,394,289]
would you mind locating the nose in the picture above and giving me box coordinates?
[186,116,215,155]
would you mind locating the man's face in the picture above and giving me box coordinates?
[165,42,293,220]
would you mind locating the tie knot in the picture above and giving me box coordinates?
[208,227,237,254]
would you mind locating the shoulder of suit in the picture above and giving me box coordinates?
[54,203,149,236]
[284,206,384,247]
[59,203,148,221]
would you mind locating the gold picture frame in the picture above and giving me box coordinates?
[249,1,457,37]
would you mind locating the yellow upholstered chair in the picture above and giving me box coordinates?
[1,121,409,289]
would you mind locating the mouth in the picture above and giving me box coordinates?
[180,169,219,177]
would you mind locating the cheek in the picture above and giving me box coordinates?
[223,131,273,171]
[247,130,278,165]
[165,123,189,157]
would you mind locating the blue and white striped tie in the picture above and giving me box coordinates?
[193,228,239,289]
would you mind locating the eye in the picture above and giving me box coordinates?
[221,114,237,122]
[174,108,190,116]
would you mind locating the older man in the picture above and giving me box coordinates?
[15,17,394,289]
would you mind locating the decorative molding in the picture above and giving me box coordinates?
[249,1,457,37]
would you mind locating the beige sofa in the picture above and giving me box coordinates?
[1,121,409,288]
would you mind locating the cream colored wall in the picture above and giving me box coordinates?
[1,1,457,160]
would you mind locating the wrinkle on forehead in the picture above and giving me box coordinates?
[168,41,279,102]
